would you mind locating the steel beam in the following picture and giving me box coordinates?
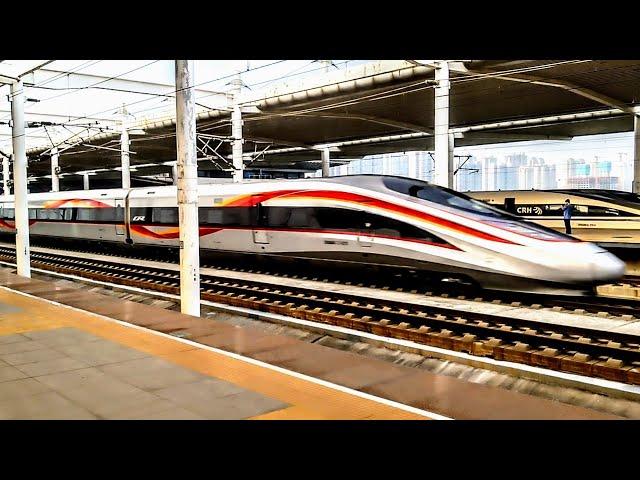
[175,60,201,317]
[121,126,131,189]
[634,115,640,194]
[51,146,59,192]
[2,156,9,196]
[434,61,453,188]
[321,148,331,177]
[10,80,30,277]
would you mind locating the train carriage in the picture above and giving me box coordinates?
[0,175,626,294]
[467,189,640,246]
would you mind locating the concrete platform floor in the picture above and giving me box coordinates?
[0,288,424,420]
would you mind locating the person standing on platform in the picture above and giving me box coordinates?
[561,198,574,234]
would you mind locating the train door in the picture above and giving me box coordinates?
[252,200,269,244]
[358,210,374,247]
[504,197,516,214]
[115,199,125,236]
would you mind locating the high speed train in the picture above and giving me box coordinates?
[468,189,640,246]
[0,175,626,294]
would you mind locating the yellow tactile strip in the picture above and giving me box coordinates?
[0,289,425,420]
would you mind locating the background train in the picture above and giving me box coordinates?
[468,189,640,247]
[0,175,626,294]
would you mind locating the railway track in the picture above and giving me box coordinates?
[2,237,639,318]
[1,246,640,386]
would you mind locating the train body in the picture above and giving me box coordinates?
[0,175,626,293]
[467,189,640,247]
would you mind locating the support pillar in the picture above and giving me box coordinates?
[633,115,640,194]
[83,173,90,190]
[321,148,330,177]
[10,80,30,278]
[434,61,454,188]
[175,60,201,317]
[51,146,60,192]
[121,126,131,189]
[2,156,9,197]
[231,75,244,183]
[172,162,178,185]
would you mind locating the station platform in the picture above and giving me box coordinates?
[0,267,621,420]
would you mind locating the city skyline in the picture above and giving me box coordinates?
[311,131,635,192]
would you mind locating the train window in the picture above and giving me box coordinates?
[542,204,587,216]
[64,209,73,221]
[36,209,66,221]
[130,207,150,223]
[76,208,123,223]
[198,208,224,225]
[198,207,255,227]
[29,209,36,220]
[2,208,14,220]
[152,208,178,225]
[263,207,292,227]
[261,206,445,243]
[363,212,444,242]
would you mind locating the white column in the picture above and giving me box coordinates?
[121,126,131,189]
[2,156,9,197]
[51,146,60,192]
[633,115,640,194]
[434,61,454,188]
[10,80,30,278]
[231,76,244,182]
[175,60,201,317]
[321,148,331,177]
[82,173,90,190]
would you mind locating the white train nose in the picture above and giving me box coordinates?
[589,251,626,282]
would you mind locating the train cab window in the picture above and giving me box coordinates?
[586,206,634,217]
[382,176,508,218]
[152,208,178,225]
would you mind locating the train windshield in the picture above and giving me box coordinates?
[382,177,513,218]
[382,176,575,241]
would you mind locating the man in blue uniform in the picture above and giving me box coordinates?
[561,198,573,234]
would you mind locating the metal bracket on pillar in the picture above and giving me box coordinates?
[196,134,235,171]
[51,146,60,192]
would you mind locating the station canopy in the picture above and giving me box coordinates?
[13,60,640,183]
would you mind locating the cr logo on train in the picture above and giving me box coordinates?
[516,206,542,215]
